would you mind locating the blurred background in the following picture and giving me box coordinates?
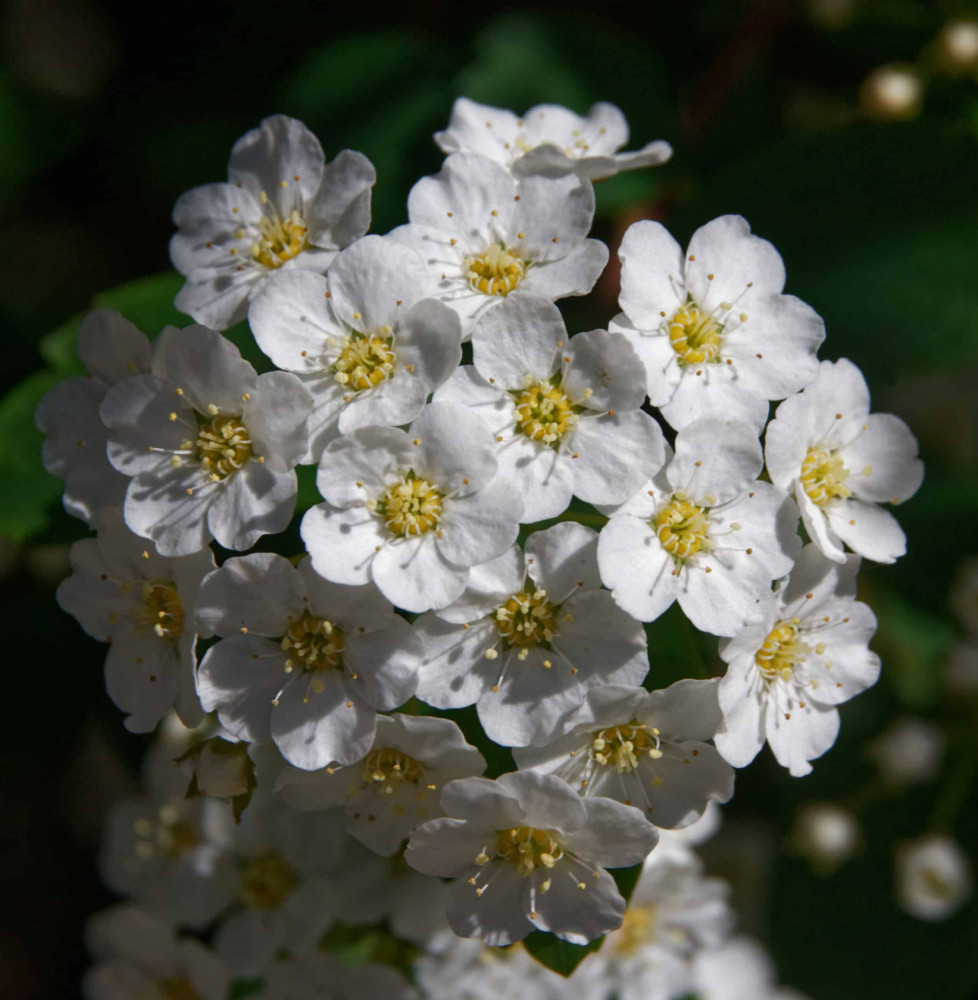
[2,0,978,996]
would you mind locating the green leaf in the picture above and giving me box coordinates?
[644,603,715,688]
[522,929,603,977]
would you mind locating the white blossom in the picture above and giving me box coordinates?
[789,802,860,874]
[692,937,811,1000]
[56,509,213,732]
[301,402,522,613]
[101,325,312,556]
[867,717,945,786]
[170,114,375,330]
[598,417,800,636]
[196,553,420,771]
[609,215,824,432]
[765,358,923,564]
[513,680,734,829]
[895,835,972,921]
[388,152,607,339]
[433,295,665,520]
[257,953,418,1000]
[716,543,880,777]
[277,713,485,855]
[434,97,672,180]
[415,521,649,747]
[405,770,657,947]
[249,234,461,462]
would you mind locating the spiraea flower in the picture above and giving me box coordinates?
[84,905,230,1000]
[692,937,810,1000]
[195,553,420,771]
[414,521,649,747]
[598,417,800,636]
[405,770,657,947]
[170,115,376,330]
[301,401,522,613]
[433,295,665,520]
[249,234,461,462]
[56,510,213,732]
[513,680,734,829]
[36,309,155,526]
[609,216,825,432]
[434,97,672,180]
[765,358,924,564]
[277,713,486,855]
[257,953,419,1000]
[895,835,972,921]
[715,543,881,777]
[388,152,607,338]
[101,325,311,556]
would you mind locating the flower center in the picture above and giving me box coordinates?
[281,612,344,673]
[756,619,810,681]
[132,803,200,861]
[160,980,202,1000]
[496,826,564,876]
[496,590,559,648]
[513,377,577,446]
[363,747,426,794]
[238,851,298,910]
[332,329,396,392]
[465,243,526,296]
[668,303,723,366]
[196,413,252,481]
[590,722,663,773]
[252,209,309,269]
[374,473,444,538]
[132,581,184,641]
[800,447,852,507]
[614,904,656,955]
[655,496,711,562]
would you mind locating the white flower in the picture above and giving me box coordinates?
[609,216,824,432]
[789,802,860,874]
[388,152,607,339]
[581,851,735,1000]
[692,937,810,1000]
[715,543,881,777]
[867,717,945,785]
[433,295,666,520]
[170,114,375,330]
[101,325,312,556]
[405,770,657,947]
[765,358,923,564]
[513,680,734,829]
[195,553,420,771]
[277,713,485,855]
[56,509,213,732]
[249,234,461,462]
[301,402,522,613]
[415,521,649,747]
[258,954,418,1000]
[36,309,155,526]
[434,97,672,180]
[83,904,230,1000]
[895,835,972,921]
[598,417,800,636]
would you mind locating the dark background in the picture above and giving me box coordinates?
[2,0,977,996]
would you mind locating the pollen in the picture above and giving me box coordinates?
[376,472,444,538]
[362,747,426,796]
[800,448,852,507]
[590,722,661,773]
[655,496,711,562]
[495,590,559,648]
[756,620,810,681]
[465,243,526,296]
[251,208,309,269]
[667,302,723,366]
[496,826,564,876]
[513,376,577,446]
[280,612,345,672]
[332,329,396,392]
[238,851,298,910]
[196,413,252,479]
[132,581,184,641]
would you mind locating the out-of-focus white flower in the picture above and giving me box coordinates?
[301,402,522,613]
[83,904,230,1000]
[170,115,375,330]
[609,216,824,432]
[415,521,648,747]
[277,713,485,856]
[860,65,922,121]
[257,953,418,1000]
[514,680,734,829]
[405,771,657,946]
[789,802,860,874]
[599,417,799,636]
[766,358,923,564]
[388,153,607,339]
[937,21,978,71]
[434,295,665,520]
[896,836,972,921]
[717,544,880,777]
[692,936,811,1000]
[101,325,312,556]
[195,553,420,771]
[249,234,461,463]
[867,718,945,786]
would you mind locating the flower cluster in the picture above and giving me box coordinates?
[39,102,924,997]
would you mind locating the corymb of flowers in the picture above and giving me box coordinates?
[41,97,924,996]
